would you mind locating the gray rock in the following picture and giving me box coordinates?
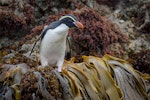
[0,37,13,49]
[20,44,33,53]
[0,0,13,5]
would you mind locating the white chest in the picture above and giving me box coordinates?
[40,24,69,65]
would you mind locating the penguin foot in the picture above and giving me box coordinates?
[57,67,62,72]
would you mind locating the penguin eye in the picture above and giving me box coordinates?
[68,18,74,22]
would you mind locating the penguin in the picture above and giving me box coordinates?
[40,14,84,72]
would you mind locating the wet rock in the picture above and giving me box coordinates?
[3,53,15,60]
[20,40,40,61]
[20,44,32,53]
[114,0,150,33]
[126,35,150,53]
[0,37,13,49]
[0,0,13,5]
[107,43,128,59]
[96,0,120,8]
[108,11,150,59]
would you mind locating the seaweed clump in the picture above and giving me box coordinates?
[0,1,34,38]
[0,11,26,38]
[128,49,150,74]
[71,8,128,57]
[0,63,63,100]
[129,50,150,73]
[21,67,63,100]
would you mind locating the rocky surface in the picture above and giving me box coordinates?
[0,0,150,73]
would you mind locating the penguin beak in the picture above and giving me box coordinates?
[73,21,84,29]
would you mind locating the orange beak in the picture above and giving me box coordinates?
[74,21,84,29]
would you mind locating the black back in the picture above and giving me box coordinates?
[41,14,78,40]
[41,21,61,40]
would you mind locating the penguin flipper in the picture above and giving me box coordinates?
[29,25,48,57]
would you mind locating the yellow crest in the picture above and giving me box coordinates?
[59,15,76,22]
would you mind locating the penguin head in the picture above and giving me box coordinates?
[59,14,84,29]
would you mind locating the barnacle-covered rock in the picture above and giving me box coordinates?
[114,0,150,33]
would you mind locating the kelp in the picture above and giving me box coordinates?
[103,55,149,100]
[0,55,150,100]
[0,63,28,99]
[63,55,123,100]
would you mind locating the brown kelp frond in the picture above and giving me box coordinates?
[61,55,149,99]
[21,67,63,100]
[103,55,149,100]
[0,63,28,99]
